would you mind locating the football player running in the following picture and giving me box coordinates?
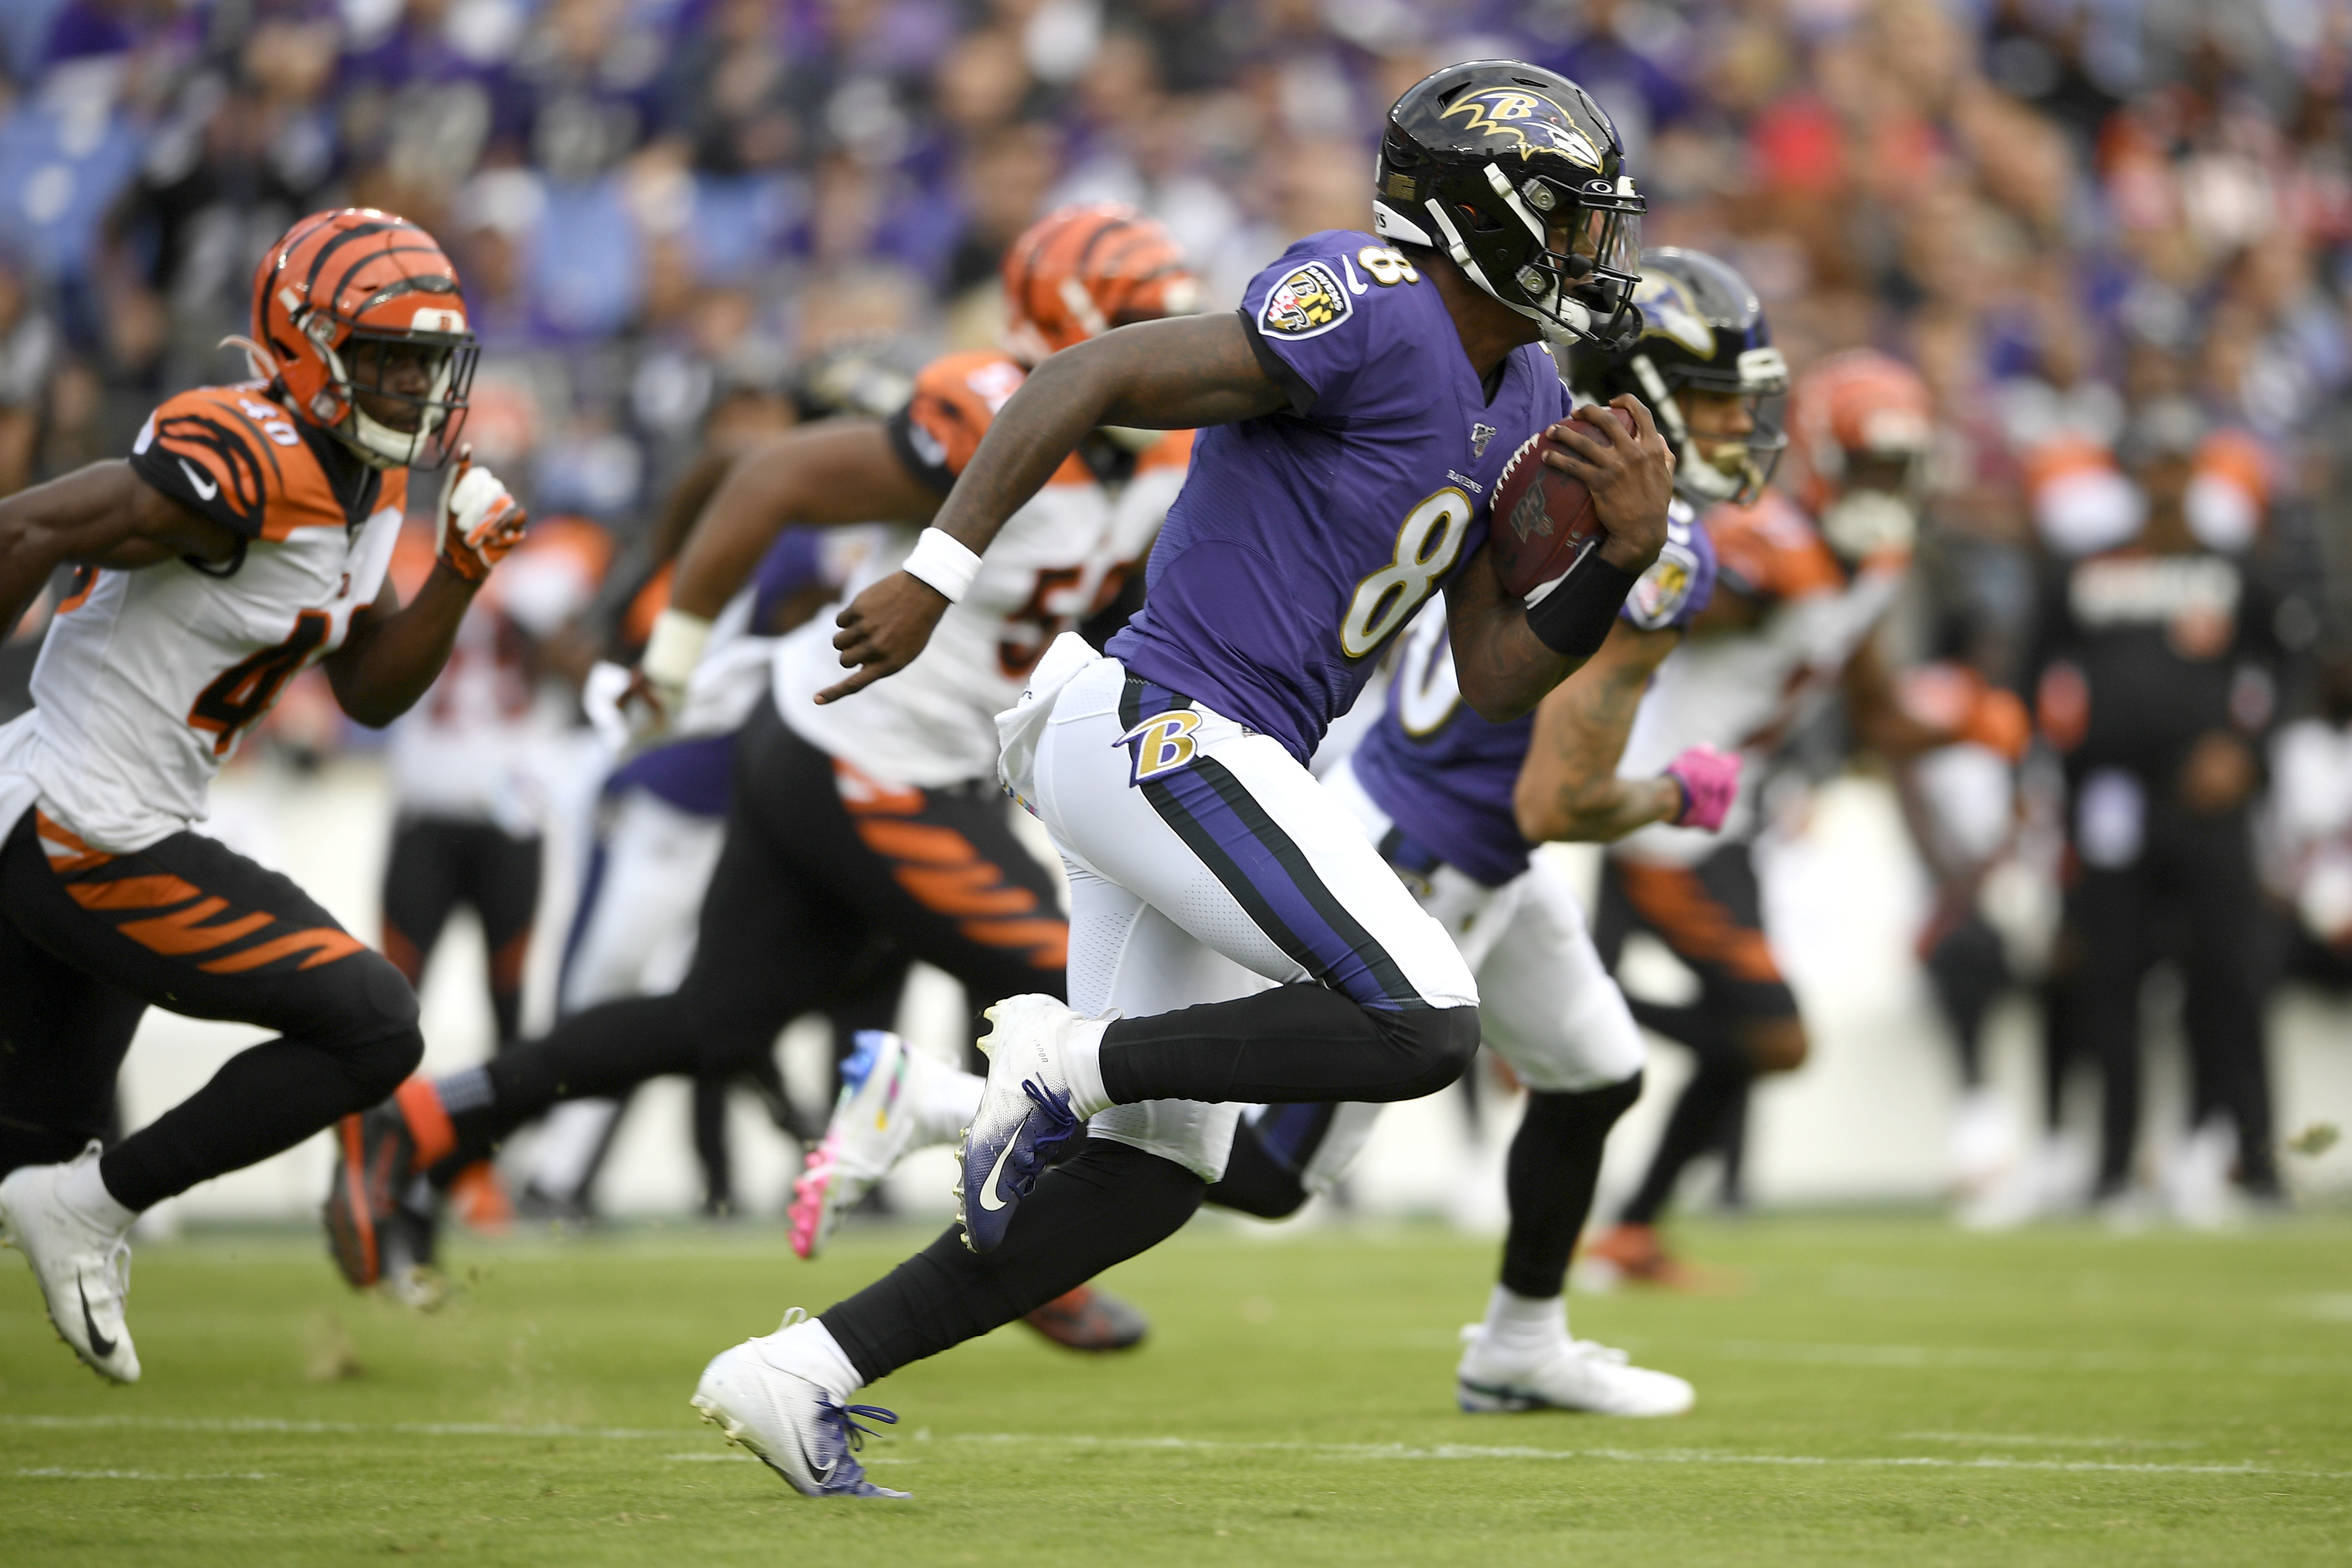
[0,210,523,1382]
[325,205,1196,1353]
[1581,348,2026,1286]
[792,249,1776,1421]
[688,62,1677,1498]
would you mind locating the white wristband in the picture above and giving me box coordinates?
[902,527,982,603]
[641,608,713,688]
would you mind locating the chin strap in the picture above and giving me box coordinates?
[1417,198,1595,344]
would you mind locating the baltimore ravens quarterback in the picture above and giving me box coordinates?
[686,61,1678,1500]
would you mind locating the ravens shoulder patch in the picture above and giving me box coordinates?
[1259,260,1352,339]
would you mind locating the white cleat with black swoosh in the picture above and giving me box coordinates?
[955,994,1087,1254]
[0,1142,140,1384]
[691,1316,906,1499]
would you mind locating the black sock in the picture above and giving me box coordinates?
[103,1029,421,1212]
[1098,988,1477,1104]
[822,1140,1203,1384]
[432,994,700,1174]
[1620,1050,1751,1227]
[1499,1074,1642,1298]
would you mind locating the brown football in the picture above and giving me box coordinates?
[1486,406,1635,601]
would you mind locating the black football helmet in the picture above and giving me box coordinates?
[1565,248,1788,505]
[1374,60,1646,349]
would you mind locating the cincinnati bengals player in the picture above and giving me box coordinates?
[329,204,1195,1352]
[0,209,524,1381]
[1581,349,2025,1284]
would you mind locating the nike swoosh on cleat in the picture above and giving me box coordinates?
[78,1277,116,1359]
[176,459,220,500]
[977,1112,1029,1212]
[797,1428,836,1488]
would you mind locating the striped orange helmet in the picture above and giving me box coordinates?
[249,209,478,469]
[1000,203,1199,365]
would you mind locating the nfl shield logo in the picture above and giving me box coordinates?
[1471,423,1496,459]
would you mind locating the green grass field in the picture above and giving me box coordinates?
[3,1211,2348,1566]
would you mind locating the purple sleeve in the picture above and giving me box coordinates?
[1236,238,1377,419]
[749,527,826,628]
[1621,506,1716,630]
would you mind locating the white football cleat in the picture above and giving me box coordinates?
[0,1142,140,1384]
[1454,1324,1692,1417]
[956,995,1091,1253]
[791,1032,942,1261]
[691,1316,906,1499]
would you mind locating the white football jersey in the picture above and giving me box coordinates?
[1615,490,1905,864]
[0,384,406,853]
[773,350,1189,787]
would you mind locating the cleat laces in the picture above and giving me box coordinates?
[1004,1080,1080,1200]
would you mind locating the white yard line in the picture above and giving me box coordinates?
[1898,1432,2207,1450]
[1707,1340,2352,1377]
[0,1413,675,1440]
[10,1468,274,1481]
[4,1414,2334,1481]
[943,1432,2335,1479]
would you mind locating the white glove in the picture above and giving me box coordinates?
[437,452,527,582]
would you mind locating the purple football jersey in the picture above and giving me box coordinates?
[1350,503,1716,887]
[1105,230,1573,764]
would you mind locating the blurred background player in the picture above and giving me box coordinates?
[376,508,610,1229]
[1891,658,2037,1207]
[520,358,898,1223]
[327,204,1199,1351]
[0,209,523,1381]
[2027,397,2286,1222]
[1582,348,2026,1286]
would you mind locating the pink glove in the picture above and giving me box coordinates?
[1663,745,1742,832]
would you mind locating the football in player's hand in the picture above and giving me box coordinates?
[1487,407,1636,601]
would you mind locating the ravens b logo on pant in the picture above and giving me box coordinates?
[1119,710,1201,786]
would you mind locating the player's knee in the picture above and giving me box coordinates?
[1742,1016,1808,1074]
[307,950,423,1098]
[343,1023,425,1104]
[1378,1004,1481,1101]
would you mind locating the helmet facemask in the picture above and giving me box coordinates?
[314,319,478,470]
[1632,345,1789,506]
[1378,162,1645,349]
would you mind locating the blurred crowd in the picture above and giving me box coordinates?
[2,0,2350,1219]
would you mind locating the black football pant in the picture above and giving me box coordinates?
[433,695,1069,1171]
[2067,801,2279,1194]
[0,809,421,1210]
[381,816,541,1048]
[1592,845,1796,1225]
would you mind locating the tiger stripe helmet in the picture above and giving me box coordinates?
[250,209,479,470]
[1000,204,1199,365]
[1786,349,1935,562]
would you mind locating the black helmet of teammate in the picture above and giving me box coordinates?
[1566,247,1788,506]
[1374,60,1646,350]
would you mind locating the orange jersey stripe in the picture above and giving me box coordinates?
[893,862,1041,918]
[1614,862,1784,984]
[118,898,274,956]
[854,818,979,866]
[956,918,1069,968]
[198,926,366,974]
[66,874,204,912]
